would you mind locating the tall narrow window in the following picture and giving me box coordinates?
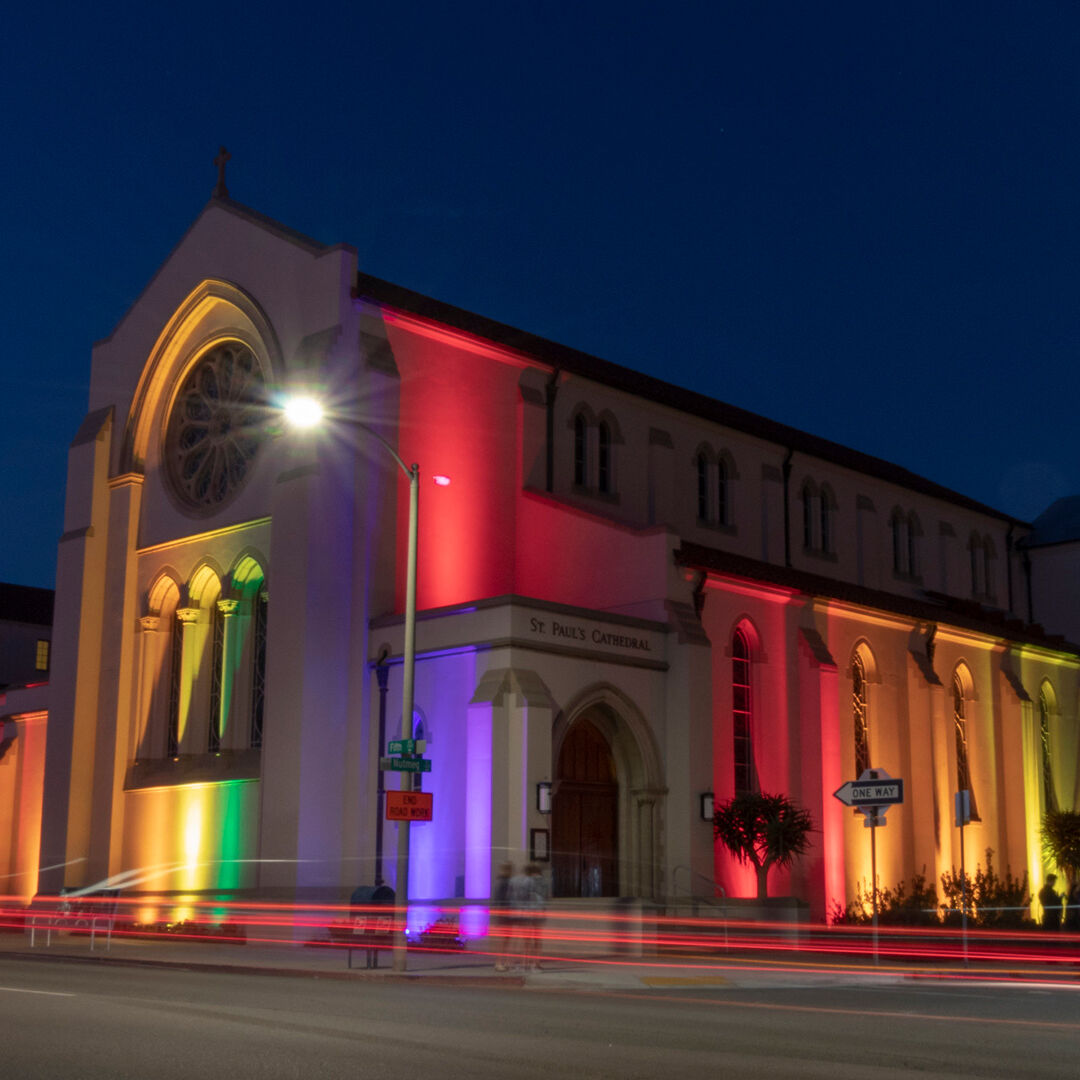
[1039,687,1056,812]
[891,512,908,574]
[952,673,979,821]
[208,605,225,752]
[597,421,612,494]
[820,490,832,554]
[717,459,729,526]
[907,513,919,578]
[852,652,869,776]
[35,639,50,672]
[732,628,753,796]
[696,453,708,521]
[250,592,268,749]
[969,536,982,597]
[982,540,993,598]
[573,414,587,487]
[166,614,182,757]
[802,484,815,550]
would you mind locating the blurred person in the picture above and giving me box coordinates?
[1039,873,1063,930]
[492,862,514,972]
[508,863,547,971]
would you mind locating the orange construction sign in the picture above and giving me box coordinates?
[386,790,434,821]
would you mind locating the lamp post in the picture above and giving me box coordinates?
[283,396,419,972]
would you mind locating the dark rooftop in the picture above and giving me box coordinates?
[0,583,55,627]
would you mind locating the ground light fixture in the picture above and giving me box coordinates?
[281,393,419,973]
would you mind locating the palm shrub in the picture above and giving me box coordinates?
[713,791,814,900]
[1042,809,1080,888]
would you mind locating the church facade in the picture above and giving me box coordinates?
[26,191,1079,922]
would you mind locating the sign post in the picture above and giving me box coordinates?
[834,768,905,965]
[955,790,971,965]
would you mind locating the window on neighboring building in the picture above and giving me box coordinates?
[907,513,919,578]
[597,421,612,494]
[852,651,869,776]
[34,639,50,672]
[891,512,906,574]
[982,537,994,599]
[952,671,979,821]
[1039,685,1056,812]
[732,628,754,796]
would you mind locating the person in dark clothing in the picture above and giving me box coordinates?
[492,862,514,971]
[1039,873,1063,930]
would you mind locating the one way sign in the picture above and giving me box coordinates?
[833,769,904,808]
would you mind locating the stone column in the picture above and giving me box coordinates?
[215,598,243,749]
[133,616,161,761]
[175,607,201,754]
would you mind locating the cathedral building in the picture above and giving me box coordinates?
[16,180,1078,922]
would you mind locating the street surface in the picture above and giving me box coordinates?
[1,957,1077,1078]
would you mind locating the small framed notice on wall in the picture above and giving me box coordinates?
[530,828,550,862]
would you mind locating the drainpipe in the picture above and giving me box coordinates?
[545,369,560,493]
[782,449,794,567]
[374,647,390,885]
[1005,525,1014,616]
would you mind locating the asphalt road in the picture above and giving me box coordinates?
[1,958,1077,1079]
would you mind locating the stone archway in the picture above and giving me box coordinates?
[551,689,664,899]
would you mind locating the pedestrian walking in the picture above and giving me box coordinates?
[1039,873,1063,930]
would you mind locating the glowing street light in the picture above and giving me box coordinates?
[282,395,418,973]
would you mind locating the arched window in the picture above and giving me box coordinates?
[802,483,816,550]
[969,534,983,597]
[597,421,612,494]
[208,602,225,752]
[952,671,979,821]
[717,458,729,526]
[573,413,587,488]
[820,485,833,554]
[891,511,906,574]
[852,651,869,776]
[250,590,268,749]
[982,536,994,599]
[1039,684,1056,812]
[732,628,753,796]
[696,453,708,521]
[166,613,182,757]
[907,513,920,579]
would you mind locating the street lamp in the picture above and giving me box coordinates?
[283,395,418,973]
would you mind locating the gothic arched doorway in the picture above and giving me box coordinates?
[551,717,619,897]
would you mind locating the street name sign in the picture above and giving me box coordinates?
[388,739,425,755]
[386,790,434,821]
[379,756,432,773]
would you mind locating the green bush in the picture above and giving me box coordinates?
[939,848,1031,929]
[830,871,939,926]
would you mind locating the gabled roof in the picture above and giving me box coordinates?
[353,271,1028,525]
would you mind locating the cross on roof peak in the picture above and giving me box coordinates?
[213,146,231,199]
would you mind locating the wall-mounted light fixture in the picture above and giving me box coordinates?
[700,791,714,821]
[536,781,552,815]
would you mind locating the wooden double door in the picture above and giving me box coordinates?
[551,719,619,897]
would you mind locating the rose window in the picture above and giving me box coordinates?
[165,342,265,510]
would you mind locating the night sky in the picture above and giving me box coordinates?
[4,2,1079,588]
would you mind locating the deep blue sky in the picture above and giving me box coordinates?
[3,2,1079,588]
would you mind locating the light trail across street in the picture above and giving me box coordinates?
[1,956,1077,1079]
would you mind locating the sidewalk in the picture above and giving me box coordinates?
[5,928,1070,991]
